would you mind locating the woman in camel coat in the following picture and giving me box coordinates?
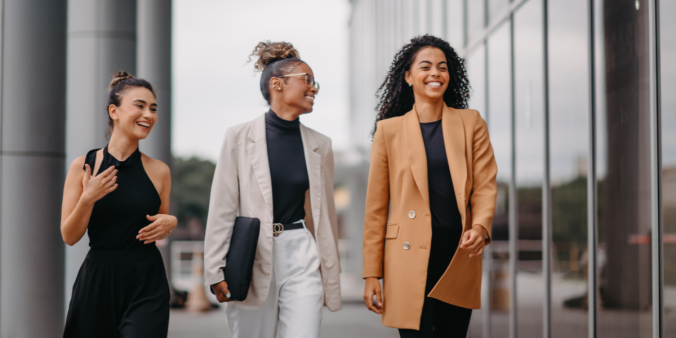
[362,35,497,337]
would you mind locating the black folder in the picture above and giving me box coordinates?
[222,216,260,301]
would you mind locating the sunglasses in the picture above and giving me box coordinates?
[277,73,320,92]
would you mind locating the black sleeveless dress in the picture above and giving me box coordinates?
[63,146,170,338]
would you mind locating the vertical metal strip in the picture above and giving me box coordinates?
[483,40,491,338]
[649,0,662,337]
[0,0,4,329]
[587,0,598,337]
[542,0,552,337]
[463,0,468,48]
[509,13,518,338]
[426,0,432,33]
[442,0,448,41]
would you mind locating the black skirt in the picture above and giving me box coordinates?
[63,246,170,338]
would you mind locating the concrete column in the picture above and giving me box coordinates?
[0,0,67,336]
[138,0,172,164]
[65,0,137,306]
[137,0,173,298]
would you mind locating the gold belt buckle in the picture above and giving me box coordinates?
[273,223,284,237]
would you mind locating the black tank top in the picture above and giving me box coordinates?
[83,146,162,250]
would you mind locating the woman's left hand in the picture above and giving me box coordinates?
[460,225,488,258]
[137,214,177,244]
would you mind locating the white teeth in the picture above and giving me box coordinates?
[137,122,150,128]
[427,82,442,87]
[305,96,314,101]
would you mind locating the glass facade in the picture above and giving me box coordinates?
[348,0,671,336]
[548,0,589,336]
[661,0,676,336]
[487,19,512,338]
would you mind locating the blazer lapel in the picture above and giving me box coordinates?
[247,114,274,219]
[300,124,322,233]
[404,107,429,204]
[441,106,467,221]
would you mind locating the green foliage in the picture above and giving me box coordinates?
[172,156,216,223]
[551,176,588,245]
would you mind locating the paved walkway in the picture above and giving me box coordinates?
[168,303,399,338]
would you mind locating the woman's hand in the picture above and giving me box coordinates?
[213,281,232,303]
[137,214,177,244]
[363,277,383,315]
[81,164,117,205]
[460,224,488,258]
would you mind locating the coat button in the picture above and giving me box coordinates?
[403,242,410,250]
[408,211,416,219]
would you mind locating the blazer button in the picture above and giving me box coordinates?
[403,242,410,250]
[408,211,416,219]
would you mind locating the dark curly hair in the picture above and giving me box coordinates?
[248,40,305,104]
[372,35,470,137]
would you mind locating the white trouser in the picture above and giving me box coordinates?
[225,221,324,338]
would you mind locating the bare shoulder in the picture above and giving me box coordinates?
[67,155,87,176]
[140,153,170,179]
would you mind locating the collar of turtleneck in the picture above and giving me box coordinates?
[266,109,300,133]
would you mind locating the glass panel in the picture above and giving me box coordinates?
[596,0,653,336]
[488,0,509,24]
[487,19,512,338]
[549,0,589,336]
[660,0,676,336]
[430,0,444,37]
[468,0,486,42]
[418,0,428,35]
[514,0,544,337]
[447,0,464,48]
[466,43,486,338]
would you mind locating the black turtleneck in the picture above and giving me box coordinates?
[265,109,310,224]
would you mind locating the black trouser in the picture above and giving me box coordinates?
[399,226,472,337]
[398,296,472,338]
[64,246,170,338]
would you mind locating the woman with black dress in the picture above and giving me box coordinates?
[362,35,498,337]
[61,71,176,337]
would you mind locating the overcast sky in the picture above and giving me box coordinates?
[172,0,351,162]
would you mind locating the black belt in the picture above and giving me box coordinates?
[273,220,305,237]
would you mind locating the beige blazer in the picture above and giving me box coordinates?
[363,106,497,329]
[204,114,342,312]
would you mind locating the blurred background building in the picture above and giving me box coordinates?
[1,0,675,337]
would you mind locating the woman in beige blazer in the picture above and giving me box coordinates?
[362,35,498,337]
[204,41,341,338]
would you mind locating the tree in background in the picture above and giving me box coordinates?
[172,157,216,240]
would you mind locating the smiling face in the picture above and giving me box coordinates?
[270,62,318,115]
[108,87,157,140]
[404,46,450,101]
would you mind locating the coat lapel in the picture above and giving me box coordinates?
[300,124,322,234]
[247,114,274,219]
[404,108,429,204]
[441,106,467,221]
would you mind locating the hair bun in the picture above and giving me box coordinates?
[249,41,300,71]
[110,71,135,89]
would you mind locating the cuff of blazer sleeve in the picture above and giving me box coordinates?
[472,220,492,244]
[362,267,383,279]
[204,270,225,288]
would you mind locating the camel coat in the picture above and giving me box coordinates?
[362,106,497,329]
[204,114,342,312]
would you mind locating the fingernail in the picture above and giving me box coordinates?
[226,293,231,298]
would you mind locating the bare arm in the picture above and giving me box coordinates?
[137,158,177,244]
[61,156,117,246]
